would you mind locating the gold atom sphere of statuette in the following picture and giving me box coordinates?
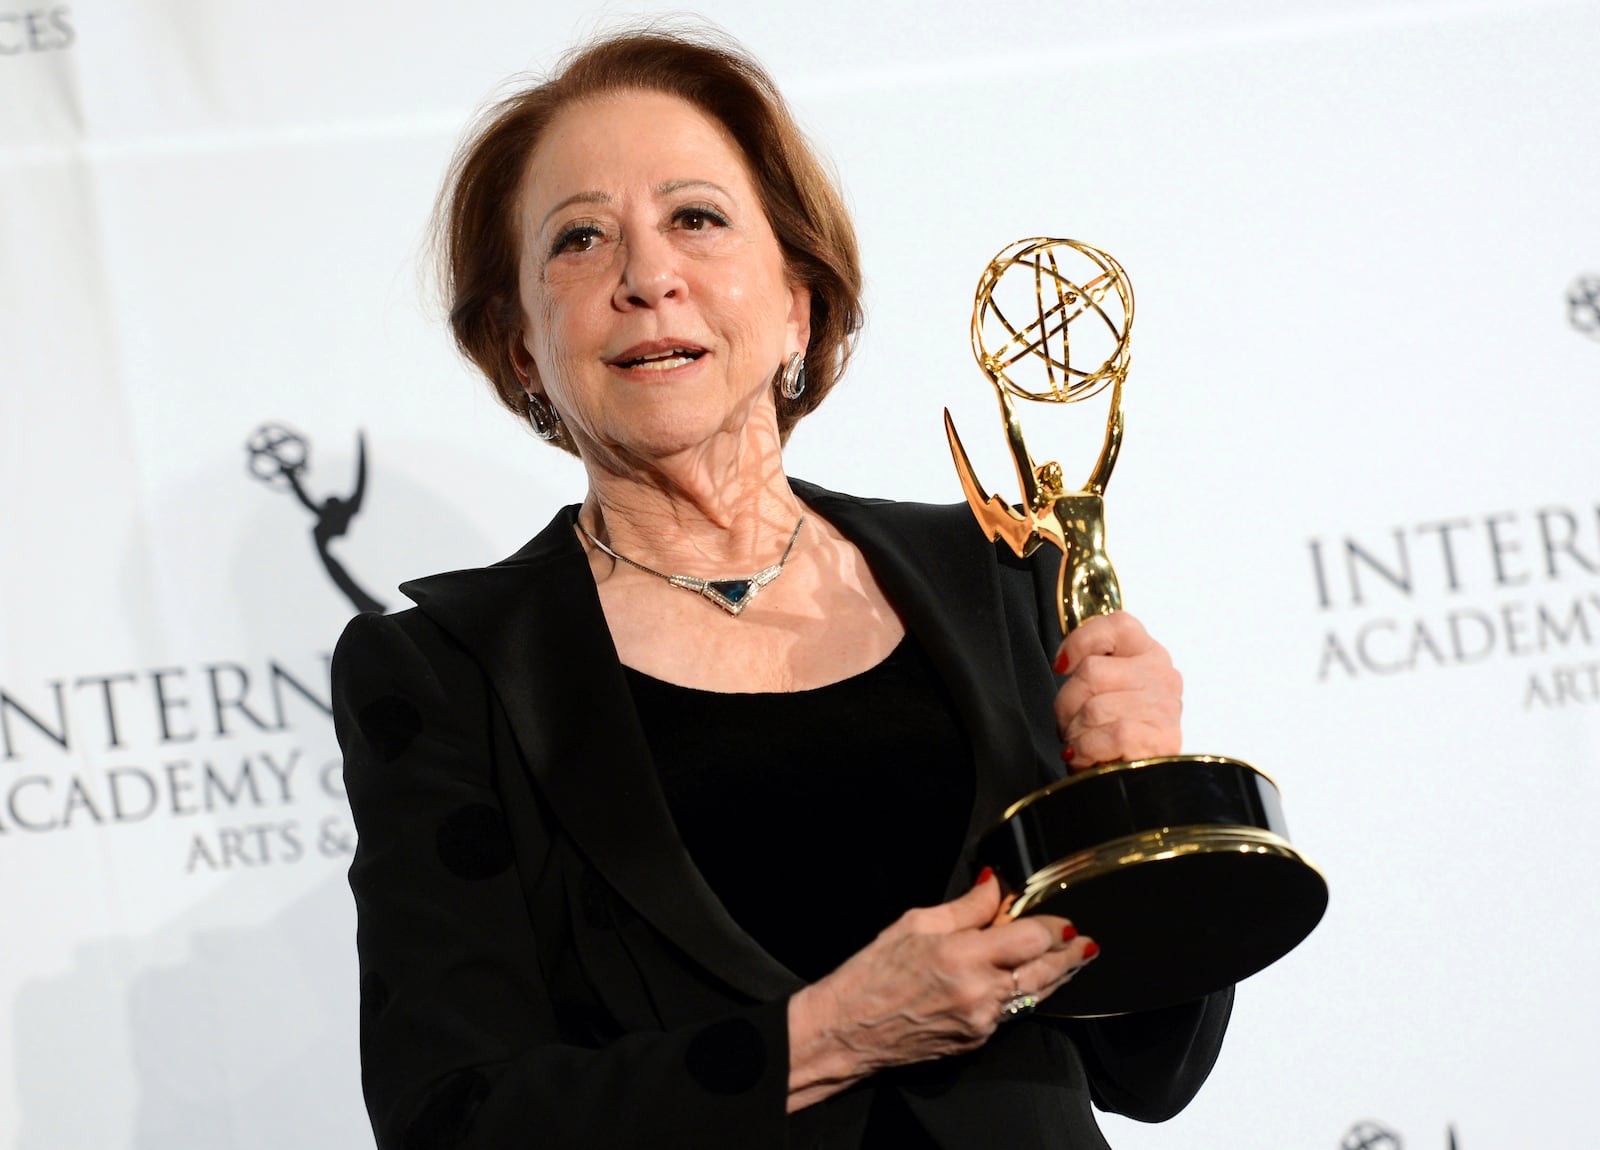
[971,238,1135,405]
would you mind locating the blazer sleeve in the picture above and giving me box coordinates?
[333,610,791,1150]
[1016,540,1236,1122]
[1068,990,1234,1122]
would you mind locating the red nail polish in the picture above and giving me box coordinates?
[1061,924,1078,943]
[1082,940,1100,959]
[975,865,994,886]
[1061,747,1075,762]
[1053,650,1069,674]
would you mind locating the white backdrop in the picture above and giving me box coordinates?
[4,2,1599,1147]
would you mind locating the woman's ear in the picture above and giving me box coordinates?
[786,279,813,359]
[508,331,539,391]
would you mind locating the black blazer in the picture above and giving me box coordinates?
[332,480,1232,1150]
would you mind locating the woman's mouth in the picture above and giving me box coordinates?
[609,342,708,372]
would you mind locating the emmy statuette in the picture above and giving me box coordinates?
[945,238,1328,1016]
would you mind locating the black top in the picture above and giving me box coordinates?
[622,632,976,983]
[624,632,976,1147]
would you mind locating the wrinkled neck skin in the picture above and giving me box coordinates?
[575,394,803,575]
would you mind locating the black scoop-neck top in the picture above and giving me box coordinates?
[621,631,975,983]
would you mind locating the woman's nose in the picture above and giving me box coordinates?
[613,230,686,310]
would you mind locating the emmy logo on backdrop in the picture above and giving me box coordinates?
[943,238,1327,1016]
[247,423,386,615]
[1567,274,1600,342]
[1341,1121,1404,1150]
[1340,1119,1461,1150]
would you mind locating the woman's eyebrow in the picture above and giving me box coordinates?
[539,190,610,233]
[656,179,733,199]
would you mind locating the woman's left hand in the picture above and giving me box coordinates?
[1053,611,1183,771]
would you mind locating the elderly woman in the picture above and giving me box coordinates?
[332,27,1231,1150]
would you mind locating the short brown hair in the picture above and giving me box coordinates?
[435,25,863,454]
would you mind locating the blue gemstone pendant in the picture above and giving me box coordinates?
[669,565,783,616]
[709,579,751,604]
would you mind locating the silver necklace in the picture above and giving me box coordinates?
[576,511,806,617]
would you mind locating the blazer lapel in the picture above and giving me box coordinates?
[400,507,801,1002]
[792,481,1053,902]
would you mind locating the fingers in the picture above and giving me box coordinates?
[1055,642,1174,712]
[1012,933,1101,1004]
[883,882,1080,985]
[1054,610,1155,672]
[982,912,1081,970]
[1052,611,1183,768]
[1067,718,1181,767]
[988,889,1019,927]
[883,866,1001,940]
[929,912,1094,1028]
[984,916,1100,1021]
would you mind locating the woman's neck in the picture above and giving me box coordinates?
[577,423,805,574]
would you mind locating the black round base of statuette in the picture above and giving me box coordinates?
[976,756,1329,1018]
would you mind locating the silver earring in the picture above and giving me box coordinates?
[779,352,806,400]
[525,392,563,442]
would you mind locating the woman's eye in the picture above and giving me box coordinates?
[550,224,603,256]
[676,206,728,232]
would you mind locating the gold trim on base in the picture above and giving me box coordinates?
[1007,824,1315,919]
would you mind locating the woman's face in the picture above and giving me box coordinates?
[513,89,809,464]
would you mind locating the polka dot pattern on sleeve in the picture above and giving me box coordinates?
[434,802,515,881]
[683,1016,766,1095]
[357,696,422,762]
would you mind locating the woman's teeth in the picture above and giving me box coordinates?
[623,349,701,370]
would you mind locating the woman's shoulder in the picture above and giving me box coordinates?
[333,501,587,664]
[329,503,582,694]
[397,502,583,603]
[331,605,477,700]
[790,477,977,534]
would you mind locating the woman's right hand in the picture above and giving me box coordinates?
[784,870,1098,1111]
